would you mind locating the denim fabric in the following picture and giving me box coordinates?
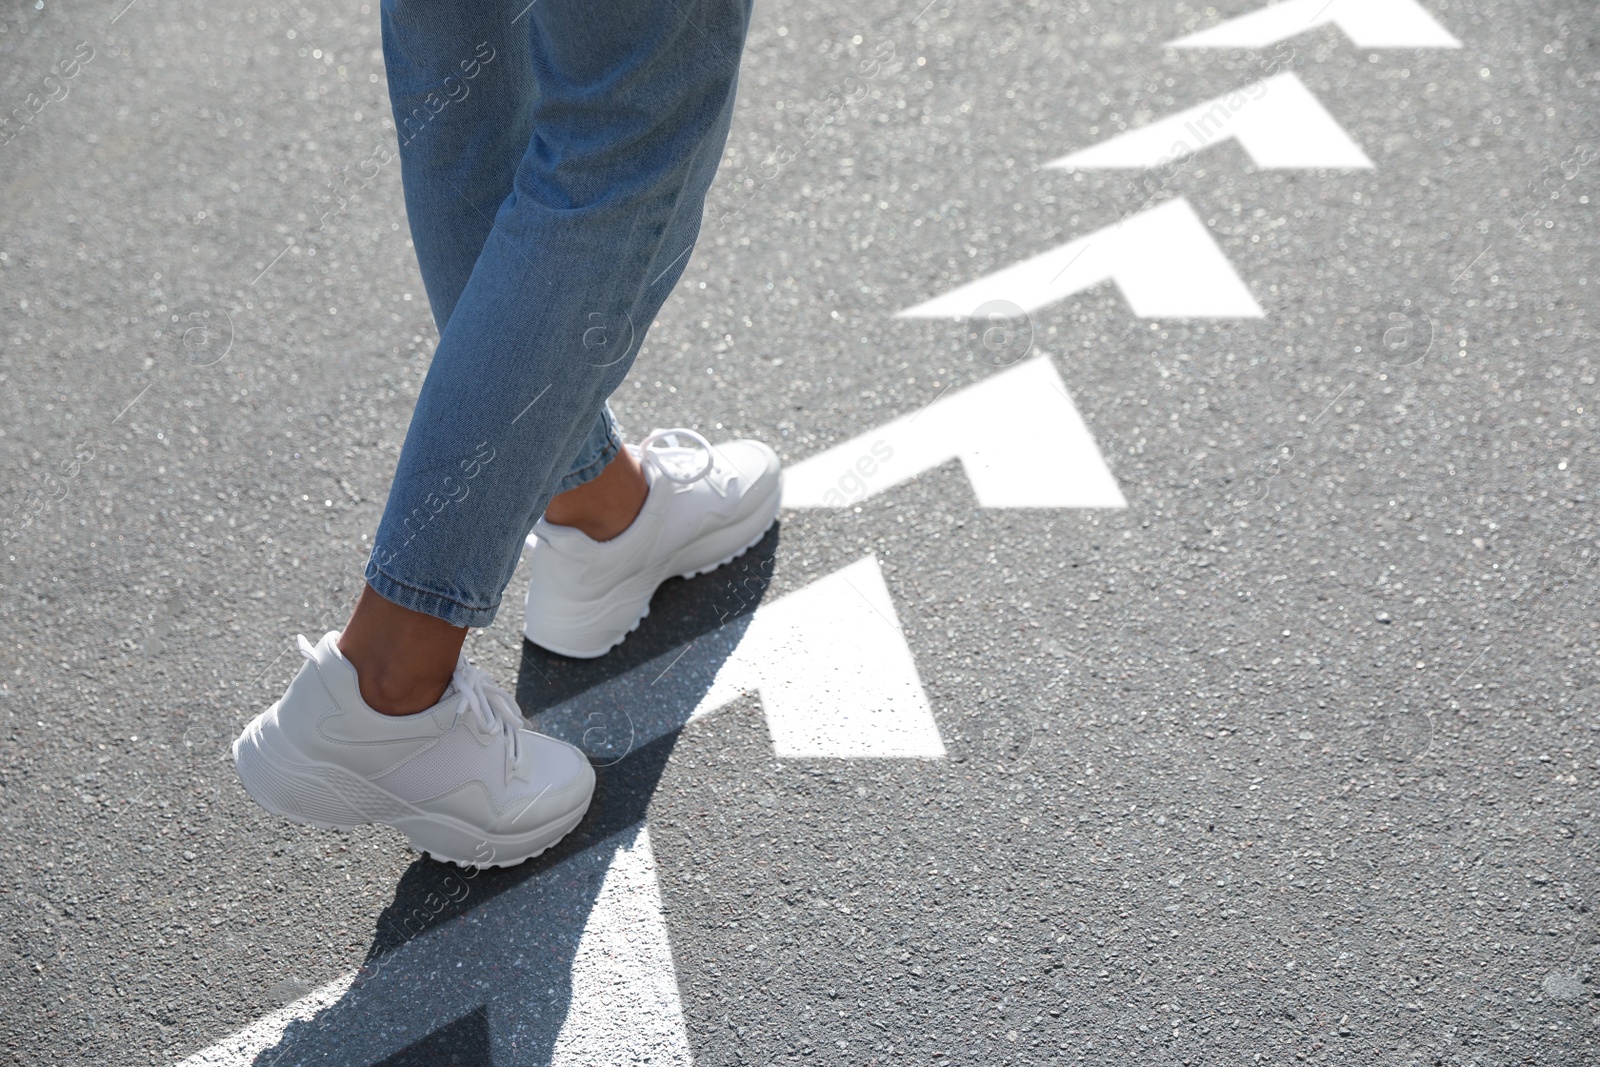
[365,0,752,628]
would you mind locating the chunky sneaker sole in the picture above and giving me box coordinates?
[233,716,589,867]
[524,433,781,659]
[233,632,595,868]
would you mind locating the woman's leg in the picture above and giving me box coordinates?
[379,0,533,336]
[343,0,752,708]
[380,0,640,525]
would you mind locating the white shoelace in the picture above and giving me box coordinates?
[448,660,527,766]
[303,634,525,765]
[638,427,716,485]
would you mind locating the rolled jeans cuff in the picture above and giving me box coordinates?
[554,408,624,495]
[363,560,502,630]
[362,408,623,628]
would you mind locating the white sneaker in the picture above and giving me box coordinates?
[523,428,781,658]
[232,631,595,867]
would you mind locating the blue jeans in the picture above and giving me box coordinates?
[365,0,752,628]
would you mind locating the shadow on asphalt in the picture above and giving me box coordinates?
[250,524,781,1065]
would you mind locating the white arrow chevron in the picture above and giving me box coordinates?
[1048,72,1371,171]
[781,357,1124,509]
[177,824,692,1067]
[551,826,690,1067]
[539,554,945,759]
[180,557,944,1065]
[1168,0,1460,49]
[897,197,1262,320]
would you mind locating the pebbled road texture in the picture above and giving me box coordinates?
[2,0,1598,1063]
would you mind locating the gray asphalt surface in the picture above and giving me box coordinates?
[3,0,1599,1063]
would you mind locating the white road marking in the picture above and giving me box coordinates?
[780,357,1124,509]
[1048,72,1371,171]
[182,552,947,1062]
[897,197,1263,320]
[1167,0,1460,50]
[176,825,689,1066]
[182,555,948,1061]
[551,825,692,1067]
[175,972,358,1066]
[541,554,946,759]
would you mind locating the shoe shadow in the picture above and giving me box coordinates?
[249,524,780,1066]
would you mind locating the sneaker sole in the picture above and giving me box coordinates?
[525,488,780,660]
[232,713,590,868]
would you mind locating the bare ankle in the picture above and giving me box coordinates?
[348,660,451,716]
[337,585,466,716]
[544,447,648,541]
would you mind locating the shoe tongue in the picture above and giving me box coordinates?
[648,447,708,483]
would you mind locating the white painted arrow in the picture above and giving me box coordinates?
[780,357,1124,509]
[1048,72,1371,171]
[551,826,691,1067]
[897,197,1262,320]
[180,557,945,1064]
[176,972,359,1066]
[177,824,690,1066]
[540,554,944,759]
[1168,0,1460,49]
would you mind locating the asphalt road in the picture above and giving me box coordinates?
[2,0,1598,1063]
